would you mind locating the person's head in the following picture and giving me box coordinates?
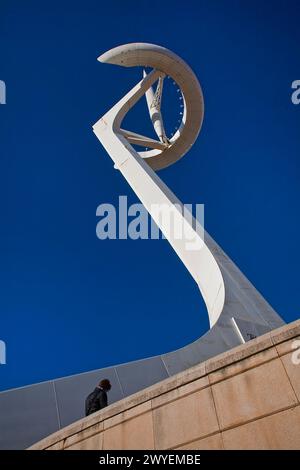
[99,379,111,391]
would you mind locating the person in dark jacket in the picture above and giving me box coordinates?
[85,379,111,416]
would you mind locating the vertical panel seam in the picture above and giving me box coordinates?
[160,355,171,377]
[52,381,62,429]
[114,366,125,398]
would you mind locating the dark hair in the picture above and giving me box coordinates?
[99,379,111,391]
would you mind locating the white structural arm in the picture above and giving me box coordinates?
[93,68,224,328]
[94,43,284,344]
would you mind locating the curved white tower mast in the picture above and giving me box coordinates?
[93,43,283,365]
[0,44,287,452]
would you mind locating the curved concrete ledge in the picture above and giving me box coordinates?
[30,320,300,450]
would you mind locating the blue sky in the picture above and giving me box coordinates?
[0,0,299,391]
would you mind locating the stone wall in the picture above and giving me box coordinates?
[29,320,300,450]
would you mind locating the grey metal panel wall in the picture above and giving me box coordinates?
[115,356,169,397]
[0,358,170,449]
[0,382,59,450]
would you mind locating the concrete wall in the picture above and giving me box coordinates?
[30,320,300,450]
